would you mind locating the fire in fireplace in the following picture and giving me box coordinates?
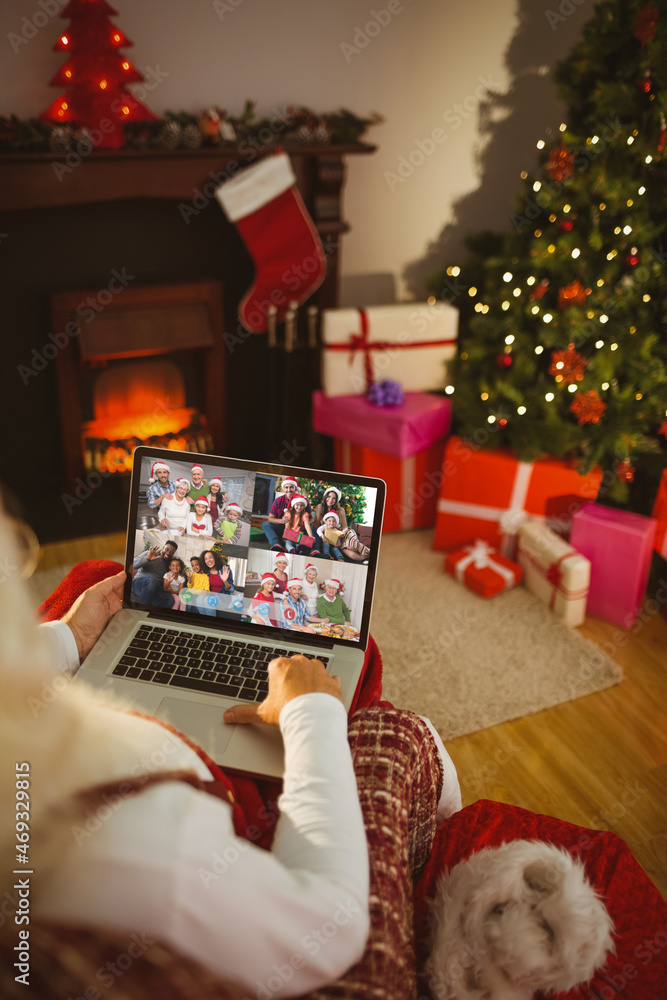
[81,358,213,474]
[52,280,226,488]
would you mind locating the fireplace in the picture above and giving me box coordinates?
[51,279,225,487]
[1,143,375,540]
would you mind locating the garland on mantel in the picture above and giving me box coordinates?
[0,102,383,154]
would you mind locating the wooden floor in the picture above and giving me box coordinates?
[37,532,667,898]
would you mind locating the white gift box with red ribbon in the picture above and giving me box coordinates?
[516,520,591,627]
[321,303,459,396]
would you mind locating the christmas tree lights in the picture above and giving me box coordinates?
[433,0,667,502]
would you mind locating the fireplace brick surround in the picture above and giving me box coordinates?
[1,143,374,541]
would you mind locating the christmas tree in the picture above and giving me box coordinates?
[40,0,157,149]
[300,480,369,523]
[435,0,667,503]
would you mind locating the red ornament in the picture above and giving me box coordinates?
[616,461,635,483]
[496,353,513,369]
[498,418,508,428]
[559,219,574,232]
[557,279,591,309]
[635,0,659,46]
[639,73,653,93]
[549,344,587,383]
[529,279,549,301]
[39,0,158,149]
[626,254,639,268]
[570,391,607,425]
[547,144,575,183]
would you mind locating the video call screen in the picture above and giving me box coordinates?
[128,451,382,646]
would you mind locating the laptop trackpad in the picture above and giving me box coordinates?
[156,698,235,761]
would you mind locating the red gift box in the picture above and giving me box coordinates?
[334,438,445,532]
[434,436,603,557]
[282,527,314,548]
[313,390,452,458]
[445,540,523,598]
[652,469,667,559]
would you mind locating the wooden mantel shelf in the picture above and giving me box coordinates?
[1,142,376,215]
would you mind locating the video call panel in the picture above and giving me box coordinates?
[129,455,378,643]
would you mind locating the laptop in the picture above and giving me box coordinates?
[76,445,386,778]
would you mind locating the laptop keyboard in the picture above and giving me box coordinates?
[111,624,330,703]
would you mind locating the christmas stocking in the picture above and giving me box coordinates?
[215,152,327,333]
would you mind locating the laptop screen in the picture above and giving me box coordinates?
[125,446,386,649]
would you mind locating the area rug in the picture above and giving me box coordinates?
[371,530,623,740]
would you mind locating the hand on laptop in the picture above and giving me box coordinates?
[62,570,126,661]
[223,655,342,726]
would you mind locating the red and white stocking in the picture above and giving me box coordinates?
[215,152,326,333]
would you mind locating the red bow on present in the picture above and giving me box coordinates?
[546,552,579,608]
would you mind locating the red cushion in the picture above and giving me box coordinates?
[414,799,667,1000]
[38,559,125,622]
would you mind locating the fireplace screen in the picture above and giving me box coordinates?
[82,358,212,474]
[51,281,225,487]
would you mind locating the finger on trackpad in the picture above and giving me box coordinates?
[156,698,235,759]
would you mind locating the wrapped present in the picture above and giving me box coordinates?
[517,520,590,627]
[434,436,603,558]
[570,503,656,627]
[321,303,458,396]
[445,539,522,599]
[282,527,315,549]
[334,438,445,532]
[312,390,452,459]
[651,469,667,559]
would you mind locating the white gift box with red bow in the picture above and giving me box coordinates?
[516,520,591,627]
[320,303,459,396]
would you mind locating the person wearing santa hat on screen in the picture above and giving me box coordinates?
[262,476,314,552]
[146,461,176,510]
[301,563,320,617]
[159,479,191,535]
[186,498,214,537]
[206,478,229,523]
[214,502,245,545]
[316,578,352,627]
[281,578,327,632]
[187,465,209,506]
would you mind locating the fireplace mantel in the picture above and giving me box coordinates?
[1,142,375,213]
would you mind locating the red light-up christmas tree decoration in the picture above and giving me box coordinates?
[40,0,157,149]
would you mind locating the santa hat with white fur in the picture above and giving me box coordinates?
[225,502,243,515]
[289,494,308,508]
[281,476,299,491]
[208,478,222,490]
[193,497,209,509]
[324,578,341,591]
[322,511,340,527]
[323,486,342,502]
[191,465,204,476]
[305,563,318,575]
[150,461,170,484]
[286,577,302,590]
[175,478,191,490]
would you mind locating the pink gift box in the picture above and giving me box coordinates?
[570,503,657,627]
[312,391,452,459]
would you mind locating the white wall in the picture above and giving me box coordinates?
[1,0,590,299]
